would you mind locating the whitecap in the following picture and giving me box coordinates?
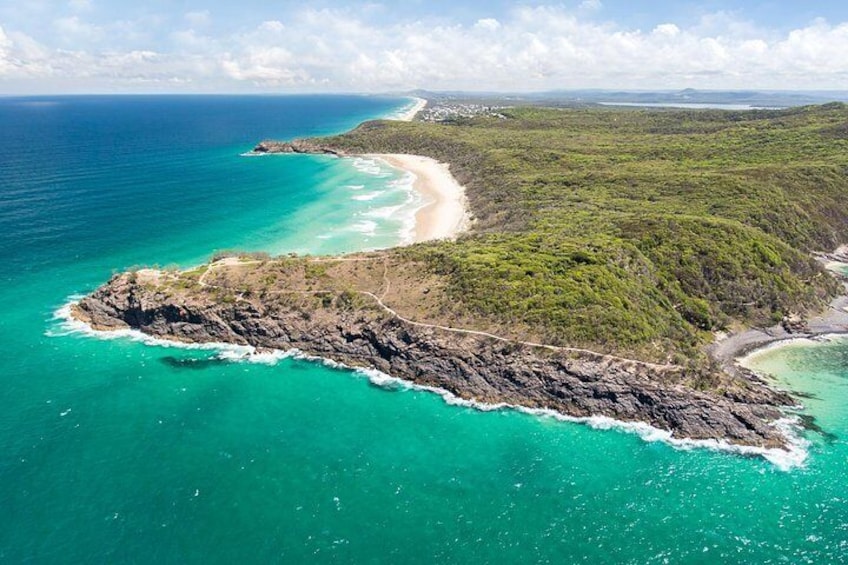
[350,157,384,176]
[351,220,378,236]
[351,191,384,202]
[385,172,416,191]
[216,348,297,365]
[384,173,423,245]
[363,204,404,220]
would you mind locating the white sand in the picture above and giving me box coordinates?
[392,97,427,122]
[366,153,470,243]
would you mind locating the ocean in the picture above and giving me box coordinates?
[1,95,847,563]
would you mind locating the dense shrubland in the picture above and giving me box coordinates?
[315,104,848,361]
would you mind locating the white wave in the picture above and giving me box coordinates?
[345,184,365,191]
[351,191,384,202]
[350,157,384,176]
[54,303,299,371]
[50,298,274,360]
[353,366,809,471]
[347,163,422,246]
[399,209,421,245]
[388,97,427,121]
[385,172,416,191]
[216,348,297,365]
[384,172,423,245]
[363,204,404,220]
[52,299,312,368]
[346,170,421,244]
[351,220,378,236]
[50,297,808,470]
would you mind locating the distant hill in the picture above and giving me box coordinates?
[402,88,848,109]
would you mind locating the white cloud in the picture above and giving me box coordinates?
[3,6,848,92]
[0,25,54,77]
[653,23,680,38]
[579,0,603,12]
[221,46,312,86]
[258,20,285,34]
[68,0,93,12]
[53,16,103,43]
[184,10,210,28]
[0,25,11,74]
[475,18,501,32]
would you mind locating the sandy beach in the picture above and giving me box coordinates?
[709,277,848,373]
[367,153,470,243]
[392,97,427,122]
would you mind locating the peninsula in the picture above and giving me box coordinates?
[73,103,848,451]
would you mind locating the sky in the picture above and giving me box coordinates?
[2,1,848,93]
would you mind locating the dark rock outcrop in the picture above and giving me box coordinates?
[72,273,795,449]
[253,139,346,156]
[781,314,810,334]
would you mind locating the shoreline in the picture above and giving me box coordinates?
[710,282,848,374]
[392,97,427,122]
[366,153,471,243]
[61,295,806,469]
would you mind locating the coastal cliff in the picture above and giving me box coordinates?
[72,269,793,448]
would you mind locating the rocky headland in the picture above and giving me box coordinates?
[71,104,848,453]
[72,268,795,449]
[253,139,347,156]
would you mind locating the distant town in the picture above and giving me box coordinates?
[405,88,848,121]
[418,101,509,122]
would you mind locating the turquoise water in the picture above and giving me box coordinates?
[2,96,848,563]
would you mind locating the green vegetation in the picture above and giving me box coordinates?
[314,105,848,362]
[211,250,271,262]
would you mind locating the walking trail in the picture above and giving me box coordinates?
[195,257,680,372]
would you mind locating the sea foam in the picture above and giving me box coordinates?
[353,367,809,472]
[50,297,809,470]
[350,220,378,236]
[363,204,404,220]
[351,191,384,202]
[350,157,389,177]
[50,298,289,362]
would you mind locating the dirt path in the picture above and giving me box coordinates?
[194,257,680,373]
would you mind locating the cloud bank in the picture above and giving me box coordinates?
[2,5,848,93]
